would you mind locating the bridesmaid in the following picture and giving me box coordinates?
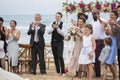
[6,20,20,73]
[65,18,85,77]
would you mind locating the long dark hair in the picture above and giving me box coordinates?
[0,29,7,53]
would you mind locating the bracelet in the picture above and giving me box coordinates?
[89,52,94,56]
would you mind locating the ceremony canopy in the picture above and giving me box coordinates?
[62,0,120,27]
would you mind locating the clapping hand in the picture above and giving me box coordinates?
[71,19,77,26]
[31,21,36,28]
[75,26,79,32]
[52,24,59,29]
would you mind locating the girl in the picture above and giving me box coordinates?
[6,20,20,73]
[78,24,96,80]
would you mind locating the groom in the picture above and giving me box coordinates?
[48,12,65,76]
[27,13,46,75]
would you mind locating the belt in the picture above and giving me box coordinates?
[34,41,39,44]
[95,39,103,42]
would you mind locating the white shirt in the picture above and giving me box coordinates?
[0,40,5,58]
[48,21,66,37]
[90,18,107,40]
[32,26,40,42]
[117,17,120,21]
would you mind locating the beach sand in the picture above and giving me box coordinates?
[19,63,119,80]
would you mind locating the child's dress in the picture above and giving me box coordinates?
[78,35,95,64]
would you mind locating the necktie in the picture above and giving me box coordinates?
[34,26,38,42]
[56,22,59,25]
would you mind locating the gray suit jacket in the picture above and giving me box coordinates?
[27,23,46,47]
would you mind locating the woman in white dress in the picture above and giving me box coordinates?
[6,20,20,73]
[78,24,96,80]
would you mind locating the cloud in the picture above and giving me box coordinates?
[0,0,113,15]
[0,0,65,15]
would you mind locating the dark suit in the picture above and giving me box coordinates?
[51,21,65,74]
[27,23,46,74]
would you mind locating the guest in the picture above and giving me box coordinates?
[90,10,107,77]
[0,17,8,68]
[65,18,86,77]
[27,13,46,75]
[0,31,5,69]
[117,5,120,20]
[115,5,120,78]
[78,24,96,80]
[6,20,20,73]
[71,12,88,26]
[99,10,118,80]
[48,12,65,76]
[98,37,112,80]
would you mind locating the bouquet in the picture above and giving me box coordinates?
[64,26,76,41]
[88,52,94,60]
[69,26,77,36]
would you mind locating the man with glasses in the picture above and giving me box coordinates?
[27,14,46,75]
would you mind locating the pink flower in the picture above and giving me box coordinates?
[96,2,101,10]
[87,3,92,11]
[111,2,116,10]
[70,4,76,11]
[104,3,109,7]
[79,3,85,8]
[66,7,71,12]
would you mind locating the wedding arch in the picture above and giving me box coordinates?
[62,0,120,27]
[62,0,120,13]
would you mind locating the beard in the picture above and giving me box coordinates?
[93,17,97,21]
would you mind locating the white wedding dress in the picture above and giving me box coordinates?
[0,68,29,80]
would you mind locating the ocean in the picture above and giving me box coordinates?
[1,14,55,44]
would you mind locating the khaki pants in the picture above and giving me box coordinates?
[101,63,107,74]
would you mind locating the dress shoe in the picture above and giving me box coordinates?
[32,72,36,75]
[41,72,46,75]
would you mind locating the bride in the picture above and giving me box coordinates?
[0,68,29,80]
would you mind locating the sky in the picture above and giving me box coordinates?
[0,0,113,15]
